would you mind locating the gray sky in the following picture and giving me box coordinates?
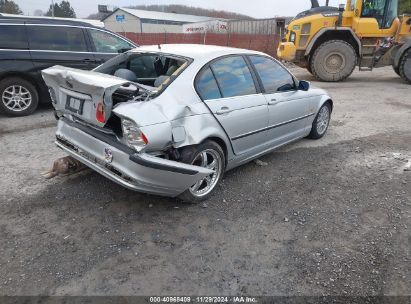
[15,0,344,19]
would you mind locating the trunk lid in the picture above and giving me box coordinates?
[42,66,131,127]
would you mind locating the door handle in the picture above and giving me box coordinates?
[269,98,280,106]
[83,59,93,64]
[216,107,231,115]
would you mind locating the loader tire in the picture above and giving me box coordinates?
[399,48,411,84]
[393,65,400,76]
[311,40,357,82]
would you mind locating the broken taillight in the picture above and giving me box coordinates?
[96,102,105,123]
[121,119,148,151]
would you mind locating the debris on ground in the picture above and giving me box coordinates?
[254,159,268,166]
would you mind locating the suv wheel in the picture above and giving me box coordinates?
[0,77,39,117]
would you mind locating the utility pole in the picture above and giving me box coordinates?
[51,0,54,17]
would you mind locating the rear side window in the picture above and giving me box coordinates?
[28,26,87,52]
[0,25,28,49]
[196,68,222,100]
[211,56,257,98]
[249,55,295,93]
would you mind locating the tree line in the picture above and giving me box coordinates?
[0,0,76,18]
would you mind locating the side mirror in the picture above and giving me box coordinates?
[338,4,345,12]
[118,47,132,53]
[298,80,310,91]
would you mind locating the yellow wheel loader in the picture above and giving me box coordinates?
[277,0,411,83]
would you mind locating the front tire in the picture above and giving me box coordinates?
[309,102,331,139]
[0,77,39,116]
[178,140,225,203]
[311,40,357,82]
[399,48,411,84]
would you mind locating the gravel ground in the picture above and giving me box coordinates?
[0,66,410,296]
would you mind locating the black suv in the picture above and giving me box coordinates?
[0,16,138,116]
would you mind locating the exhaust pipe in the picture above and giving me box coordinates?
[311,0,320,8]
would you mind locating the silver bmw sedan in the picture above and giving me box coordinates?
[42,44,333,202]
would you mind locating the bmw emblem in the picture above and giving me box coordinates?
[104,148,113,163]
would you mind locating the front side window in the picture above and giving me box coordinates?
[384,0,398,28]
[350,0,357,10]
[28,26,87,52]
[0,25,28,49]
[196,67,222,100]
[89,29,134,53]
[210,56,256,98]
[249,55,295,93]
[361,0,387,27]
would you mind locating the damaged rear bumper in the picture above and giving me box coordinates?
[55,119,213,197]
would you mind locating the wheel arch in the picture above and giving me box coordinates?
[0,72,43,99]
[207,136,228,163]
[305,28,361,60]
[323,98,334,112]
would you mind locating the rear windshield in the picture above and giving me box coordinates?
[94,52,191,94]
[0,25,28,49]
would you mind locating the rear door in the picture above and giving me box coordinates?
[86,28,136,66]
[196,55,269,155]
[248,55,310,146]
[27,24,95,71]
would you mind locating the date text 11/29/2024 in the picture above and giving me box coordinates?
[149,296,258,303]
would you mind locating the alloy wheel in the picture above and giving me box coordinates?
[2,85,32,112]
[189,149,222,198]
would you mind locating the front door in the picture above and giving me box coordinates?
[353,0,400,37]
[248,55,310,146]
[196,56,269,155]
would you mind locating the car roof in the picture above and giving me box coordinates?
[0,14,101,28]
[131,44,268,61]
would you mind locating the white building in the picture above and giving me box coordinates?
[102,8,217,34]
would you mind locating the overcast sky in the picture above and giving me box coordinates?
[15,0,345,19]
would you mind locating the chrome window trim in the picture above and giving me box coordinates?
[0,48,127,55]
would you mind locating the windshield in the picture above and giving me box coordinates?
[94,52,191,95]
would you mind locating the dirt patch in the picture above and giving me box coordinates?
[0,133,410,296]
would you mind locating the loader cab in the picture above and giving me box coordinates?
[351,0,400,36]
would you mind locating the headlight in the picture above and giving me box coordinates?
[289,31,296,43]
[121,119,148,152]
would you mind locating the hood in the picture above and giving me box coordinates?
[294,6,339,20]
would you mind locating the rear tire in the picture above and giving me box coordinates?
[399,48,411,84]
[393,64,400,76]
[0,77,39,117]
[311,40,357,82]
[178,140,225,203]
[309,102,331,139]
